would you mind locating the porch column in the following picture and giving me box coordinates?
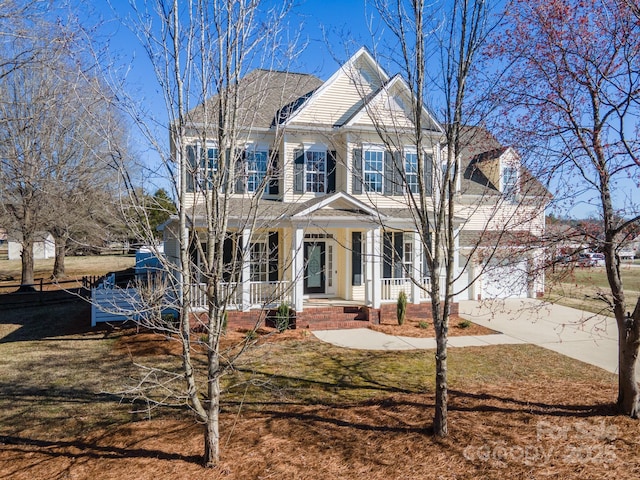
[366,226,381,309]
[292,226,304,312]
[241,228,251,311]
[412,231,422,304]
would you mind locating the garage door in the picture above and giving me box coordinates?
[481,259,529,299]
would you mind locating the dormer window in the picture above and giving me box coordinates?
[502,164,518,202]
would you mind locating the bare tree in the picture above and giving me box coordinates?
[0,30,124,285]
[360,0,549,436]
[492,0,640,416]
[106,0,303,467]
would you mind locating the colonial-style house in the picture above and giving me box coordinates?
[161,47,549,328]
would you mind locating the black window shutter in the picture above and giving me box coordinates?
[393,151,403,196]
[383,232,393,279]
[235,150,245,194]
[186,145,197,192]
[268,231,279,282]
[352,148,362,194]
[293,149,304,193]
[394,232,404,278]
[222,236,233,282]
[268,150,279,195]
[384,151,393,196]
[351,231,362,286]
[327,150,337,193]
[424,153,433,196]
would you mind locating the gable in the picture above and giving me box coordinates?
[342,75,443,132]
[286,47,389,127]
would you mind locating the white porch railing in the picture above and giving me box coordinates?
[249,281,292,306]
[381,277,435,302]
[190,281,291,310]
[381,278,411,302]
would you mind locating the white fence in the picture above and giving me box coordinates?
[91,287,141,326]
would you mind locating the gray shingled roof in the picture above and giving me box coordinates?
[459,126,550,199]
[186,70,324,129]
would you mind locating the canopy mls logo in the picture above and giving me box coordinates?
[463,420,617,467]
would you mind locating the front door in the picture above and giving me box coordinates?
[304,242,325,294]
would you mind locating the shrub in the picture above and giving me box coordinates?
[458,319,472,329]
[275,302,290,333]
[418,321,429,329]
[397,291,407,326]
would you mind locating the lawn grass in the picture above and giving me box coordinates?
[0,254,136,282]
[546,264,640,316]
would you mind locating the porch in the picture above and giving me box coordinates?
[189,276,438,312]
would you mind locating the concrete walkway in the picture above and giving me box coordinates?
[313,328,524,351]
[458,299,628,377]
[313,299,637,380]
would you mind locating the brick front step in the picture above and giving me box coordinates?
[304,320,370,331]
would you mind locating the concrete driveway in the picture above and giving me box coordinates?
[458,298,638,379]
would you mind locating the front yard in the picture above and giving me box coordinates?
[1,298,638,479]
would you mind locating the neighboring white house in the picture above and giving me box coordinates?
[161,47,550,324]
[8,231,55,261]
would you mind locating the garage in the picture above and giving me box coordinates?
[481,258,530,299]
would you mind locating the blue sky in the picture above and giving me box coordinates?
[80,1,637,219]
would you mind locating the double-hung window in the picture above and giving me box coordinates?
[294,147,336,194]
[383,232,411,279]
[186,144,218,192]
[404,151,419,193]
[250,241,268,282]
[363,149,384,193]
[246,150,268,193]
[305,150,326,193]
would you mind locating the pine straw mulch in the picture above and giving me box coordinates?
[113,317,495,359]
[370,315,497,337]
[2,381,638,480]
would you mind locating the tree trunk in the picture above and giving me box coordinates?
[52,233,67,278]
[204,350,220,467]
[617,297,640,417]
[434,325,448,436]
[20,237,35,289]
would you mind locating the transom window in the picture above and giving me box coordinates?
[364,150,384,193]
[305,151,326,193]
[405,151,419,193]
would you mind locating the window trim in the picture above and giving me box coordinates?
[244,148,268,194]
[304,149,327,193]
[362,145,384,193]
[404,148,419,194]
[501,164,519,202]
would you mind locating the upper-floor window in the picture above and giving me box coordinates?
[364,149,384,193]
[404,151,419,194]
[306,151,326,193]
[353,147,433,196]
[186,144,218,192]
[245,150,268,193]
[293,147,336,194]
[502,165,518,202]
